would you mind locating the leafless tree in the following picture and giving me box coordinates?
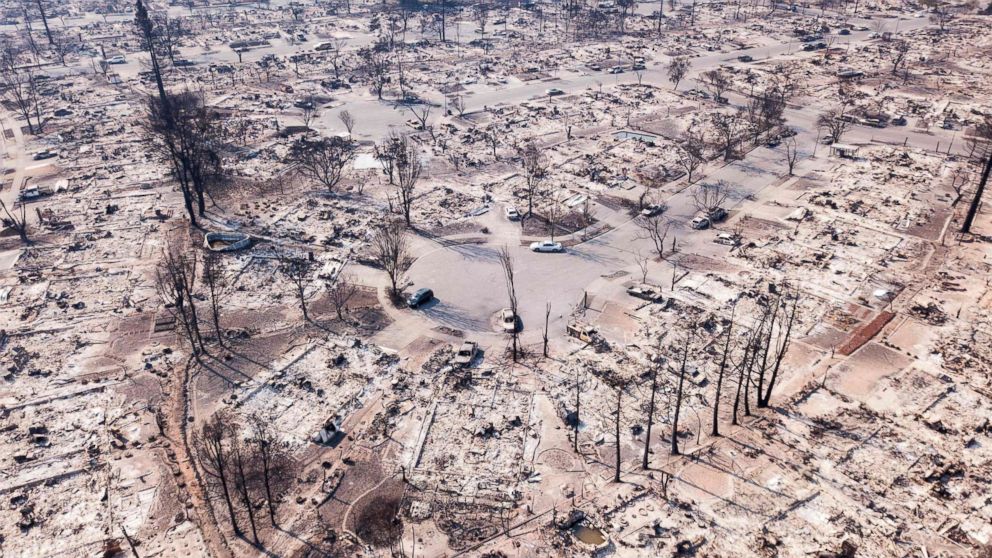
[248,416,292,527]
[572,369,584,452]
[642,359,660,469]
[394,134,422,226]
[498,246,520,362]
[396,60,410,99]
[279,256,314,322]
[692,180,730,217]
[474,2,490,45]
[327,38,348,80]
[228,432,260,545]
[889,40,910,75]
[0,46,43,134]
[327,273,359,320]
[338,110,355,136]
[229,117,251,146]
[201,252,229,347]
[545,191,565,242]
[143,91,223,226]
[612,379,627,482]
[48,30,72,66]
[578,198,596,239]
[751,296,779,411]
[637,214,671,259]
[288,136,356,192]
[485,124,501,159]
[0,200,29,243]
[159,15,186,67]
[542,302,551,357]
[634,69,645,86]
[670,334,691,455]
[156,243,204,357]
[929,3,953,32]
[375,131,403,184]
[710,111,743,161]
[451,96,467,117]
[732,309,767,424]
[194,411,241,536]
[634,251,650,283]
[359,47,391,99]
[519,142,547,218]
[675,124,707,183]
[817,107,850,144]
[949,167,970,205]
[783,136,800,175]
[370,220,412,298]
[299,94,318,129]
[701,69,730,102]
[751,91,786,143]
[711,305,736,436]
[758,294,799,407]
[407,105,434,139]
[667,56,691,90]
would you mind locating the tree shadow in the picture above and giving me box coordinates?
[422,300,491,332]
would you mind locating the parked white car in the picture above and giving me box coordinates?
[505,206,520,220]
[499,308,517,332]
[690,215,710,230]
[530,240,564,252]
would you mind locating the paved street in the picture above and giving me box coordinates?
[402,19,953,347]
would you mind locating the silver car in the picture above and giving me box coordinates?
[530,240,564,253]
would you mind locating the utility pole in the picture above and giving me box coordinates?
[961,151,992,234]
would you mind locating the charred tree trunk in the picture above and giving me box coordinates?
[234,449,260,545]
[671,336,690,455]
[755,300,778,404]
[643,364,659,469]
[761,297,798,407]
[543,302,551,358]
[573,371,581,453]
[962,151,991,234]
[136,0,170,114]
[195,415,241,535]
[743,344,754,417]
[712,307,736,436]
[731,334,755,426]
[614,384,623,482]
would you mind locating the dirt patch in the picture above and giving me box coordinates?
[521,211,591,237]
